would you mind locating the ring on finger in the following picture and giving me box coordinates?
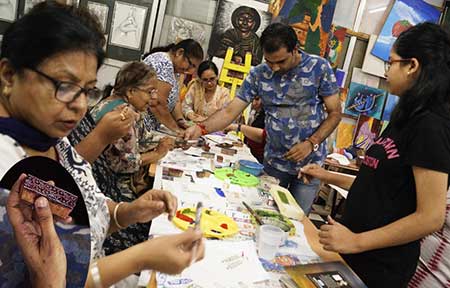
[120,113,126,121]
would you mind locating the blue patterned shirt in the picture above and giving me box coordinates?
[237,50,339,175]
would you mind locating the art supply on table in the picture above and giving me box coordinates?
[269,185,305,221]
[214,167,259,187]
[173,207,238,238]
[257,224,284,260]
[214,187,226,197]
[253,209,296,236]
[238,160,264,176]
[242,201,264,225]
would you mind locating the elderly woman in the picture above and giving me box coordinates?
[182,61,230,122]
[0,2,203,287]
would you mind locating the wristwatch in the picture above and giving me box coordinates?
[305,138,319,152]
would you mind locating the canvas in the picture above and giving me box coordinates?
[371,0,440,61]
[353,115,382,151]
[336,115,356,149]
[357,0,391,35]
[88,1,109,33]
[23,0,44,15]
[381,93,399,121]
[270,0,337,57]
[324,25,346,69]
[338,87,348,113]
[208,0,271,66]
[158,15,212,56]
[110,1,148,50]
[344,82,387,120]
[0,0,17,22]
[331,0,360,29]
[362,34,386,78]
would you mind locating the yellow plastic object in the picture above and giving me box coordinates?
[173,207,239,238]
[269,185,305,221]
[218,47,252,99]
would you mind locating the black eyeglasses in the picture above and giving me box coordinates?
[201,77,217,83]
[27,67,101,105]
[384,58,412,72]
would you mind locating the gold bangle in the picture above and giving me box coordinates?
[113,201,126,229]
[91,261,102,288]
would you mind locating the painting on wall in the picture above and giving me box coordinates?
[353,115,382,150]
[159,15,212,57]
[110,1,148,50]
[208,0,272,66]
[88,1,109,33]
[371,0,440,61]
[324,25,347,69]
[381,93,399,121]
[0,0,18,22]
[344,82,387,120]
[336,115,357,149]
[270,0,337,57]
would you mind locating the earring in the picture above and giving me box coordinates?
[2,86,10,97]
[407,71,410,76]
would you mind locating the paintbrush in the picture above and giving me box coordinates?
[242,201,264,225]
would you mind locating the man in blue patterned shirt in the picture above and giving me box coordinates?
[185,23,341,214]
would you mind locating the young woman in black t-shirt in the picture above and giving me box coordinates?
[300,23,450,288]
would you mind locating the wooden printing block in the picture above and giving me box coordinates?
[202,143,211,152]
[168,168,183,177]
[201,152,215,159]
[216,155,224,163]
[19,175,78,219]
[221,147,237,155]
[232,141,244,147]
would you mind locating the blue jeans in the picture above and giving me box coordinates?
[264,165,320,215]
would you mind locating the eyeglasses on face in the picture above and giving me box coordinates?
[384,58,412,72]
[134,87,158,96]
[201,77,217,83]
[27,67,101,105]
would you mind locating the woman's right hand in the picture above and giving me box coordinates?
[6,174,67,287]
[96,105,138,144]
[298,163,328,184]
[136,229,204,275]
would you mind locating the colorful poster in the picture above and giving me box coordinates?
[270,0,337,57]
[353,115,382,150]
[336,116,356,149]
[325,25,347,68]
[371,0,440,61]
[381,93,399,121]
[344,82,387,120]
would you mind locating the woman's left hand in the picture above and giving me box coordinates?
[319,216,361,254]
[124,189,178,224]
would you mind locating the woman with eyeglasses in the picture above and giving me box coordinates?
[300,22,450,287]
[142,39,203,134]
[182,61,230,122]
[0,3,204,287]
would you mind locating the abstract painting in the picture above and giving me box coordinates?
[0,0,17,22]
[381,93,399,121]
[159,15,212,57]
[88,1,109,33]
[325,25,347,68]
[110,1,148,50]
[371,0,440,61]
[208,0,272,66]
[335,115,356,149]
[270,0,337,57]
[353,115,382,150]
[344,82,387,120]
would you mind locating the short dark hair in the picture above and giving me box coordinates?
[197,61,218,78]
[260,23,298,53]
[144,39,204,61]
[1,1,105,71]
[390,22,450,127]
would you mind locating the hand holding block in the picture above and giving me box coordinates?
[19,175,78,219]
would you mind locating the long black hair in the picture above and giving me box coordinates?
[142,39,203,61]
[390,22,450,127]
[1,1,105,71]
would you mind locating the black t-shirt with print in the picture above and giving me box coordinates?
[340,111,450,288]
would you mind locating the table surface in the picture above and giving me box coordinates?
[144,133,342,287]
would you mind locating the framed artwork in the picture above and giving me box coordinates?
[208,0,272,66]
[270,0,337,57]
[357,0,391,35]
[159,15,212,56]
[88,1,109,32]
[336,115,357,149]
[381,93,399,121]
[353,115,382,150]
[344,82,387,120]
[325,25,347,69]
[110,1,148,50]
[371,0,440,61]
[0,0,18,22]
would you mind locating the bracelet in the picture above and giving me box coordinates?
[237,124,242,133]
[197,123,208,136]
[113,201,126,229]
[90,261,103,288]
